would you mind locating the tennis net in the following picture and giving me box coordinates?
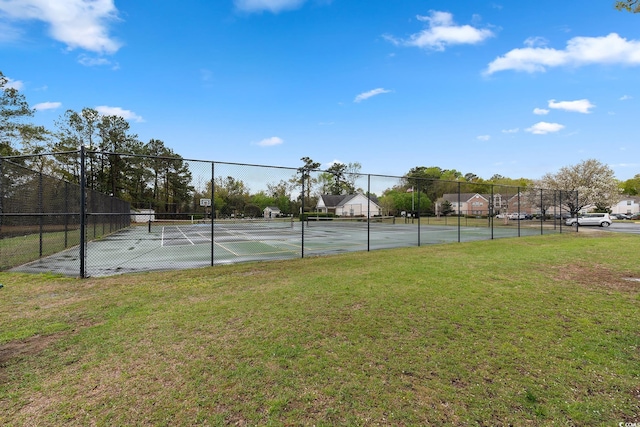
[304,216,396,228]
[147,217,295,232]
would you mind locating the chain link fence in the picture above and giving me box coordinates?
[0,150,577,277]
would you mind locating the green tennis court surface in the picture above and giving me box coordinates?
[11,220,557,277]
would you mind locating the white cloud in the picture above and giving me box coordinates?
[325,159,343,168]
[0,21,22,43]
[0,0,121,54]
[234,0,305,13]
[620,95,633,100]
[2,77,24,90]
[477,135,491,141]
[502,128,519,134]
[485,33,640,75]
[524,36,548,48]
[256,136,284,147]
[548,99,595,114]
[34,101,62,111]
[525,122,565,135]
[533,108,549,115]
[354,88,391,103]
[78,54,117,68]
[95,106,144,122]
[385,11,494,51]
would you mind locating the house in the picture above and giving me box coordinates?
[131,209,155,223]
[440,193,490,216]
[506,192,537,215]
[440,192,542,217]
[610,196,640,216]
[316,194,382,217]
[263,206,282,219]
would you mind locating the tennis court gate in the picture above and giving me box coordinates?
[0,149,576,277]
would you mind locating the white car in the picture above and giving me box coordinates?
[565,213,612,227]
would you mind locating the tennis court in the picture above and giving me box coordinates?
[11,217,556,277]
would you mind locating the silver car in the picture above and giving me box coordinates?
[565,213,612,227]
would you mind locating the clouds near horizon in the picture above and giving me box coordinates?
[95,106,143,122]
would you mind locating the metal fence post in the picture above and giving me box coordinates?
[417,179,421,247]
[517,186,521,237]
[64,182,69,247]
[80,146,87,278]
[540,189,544,235]
[367,174,371,252]
[558,190,562,233]
[575,190,579,233]
[39,170,43,257]
[301,177,305,259]
[490,184,494,240]
[457,182,461,243]
[215,162,216,267]
[0,158,3,236]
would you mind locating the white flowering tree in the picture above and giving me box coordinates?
[538,159,620,216]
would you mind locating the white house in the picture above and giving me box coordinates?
[316,194,382,217]
[263,206,282,218]
[610,196,640,216]
[131,209,155,223]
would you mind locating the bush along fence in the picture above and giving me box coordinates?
[0,149,578,277]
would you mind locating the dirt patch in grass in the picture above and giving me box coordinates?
[0,334,62,380]
[547,263,640,293]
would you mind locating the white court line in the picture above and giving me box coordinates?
[214,241,240,256]
[173,226,195,245]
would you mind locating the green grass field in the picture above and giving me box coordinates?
[1,233,639,426]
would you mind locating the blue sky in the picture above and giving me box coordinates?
[2,0,639,181]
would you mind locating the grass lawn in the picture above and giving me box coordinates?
[0,233,639,426]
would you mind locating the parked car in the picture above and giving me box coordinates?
[612,213,631,220]
[508,212,527,220]
[554,213,572,219]
[565,213,612,227]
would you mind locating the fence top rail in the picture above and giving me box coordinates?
[2,151,573,194]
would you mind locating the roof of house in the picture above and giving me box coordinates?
[440,193,489,203]
[318,193,379,207]
[617,196,640,203]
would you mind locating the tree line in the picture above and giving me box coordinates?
[1,70,635,218]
